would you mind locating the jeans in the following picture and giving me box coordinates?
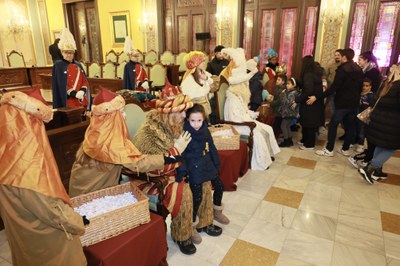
[326,108,357,151]
[356,119,368,145]
[370,146,396,169]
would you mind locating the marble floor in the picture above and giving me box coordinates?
[0,128,399,266]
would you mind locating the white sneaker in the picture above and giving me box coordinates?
[299,145,315,150]
[356,145,364,153]
[359,161,368,168]
[315,148,334,157]
[337,148,351,156]
[347,157,359,169]
[297,141,304,145]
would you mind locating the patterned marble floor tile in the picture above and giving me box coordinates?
[275,254,314,266]
[273,172,313,194]
[264,187,303,209]
[381,211,400,235]
[220,239,279,266]
[239,217,289,253]
[331,242,386,266]
[291,209,337,241]
[223,189,262,217]
[286,156,316,170]
[213,210,252,239]
[303,181,342,202]
[335,220,385,255]
[384,231,400,261]
[338,201,382,231]
[274,148,295,165]
[379,173,400,186]
[314,159,346,175]
[253,201,297,228]
[378,183,400,201]
[299,195,340,219]
[280,229,334,266]
[308,169,345,187]
[340,185,380,211]
[379,196,400,216]
[0,258,12,266]
[383,157,400,175]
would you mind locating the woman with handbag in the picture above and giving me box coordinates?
[359,63,400,184]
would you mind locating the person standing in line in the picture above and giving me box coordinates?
[325,49,342,117]
[279,77,300,147]
[52,28,91,110]
[315,48,364,157]
[123,36,150,92]
[0,90,87,266]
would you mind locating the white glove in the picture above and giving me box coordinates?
[76,90,85,100]
[141,81,149,90]
[174,131,192,154]
[250,111,259,120]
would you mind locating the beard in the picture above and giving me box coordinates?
[168,114,185,139]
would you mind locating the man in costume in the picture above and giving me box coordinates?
[123,36,150,92]
[133,84,220,255]
[221,48,280,170]
[0,89,87,266]
[52,28,91,110]
[69,87,190,197]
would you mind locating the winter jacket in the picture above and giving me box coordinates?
[363,64,381,94]
[324,61,363,109]
[279,89,300,118]
[206,57,229,76]
[270,84,285,116]
[367,80,400,149]
[297,72,325,128]
[359,91,373,113]
[249,71,264,111]
[182,121,220,184]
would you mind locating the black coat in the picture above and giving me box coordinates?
[206,57,229,76]
[182,121,220,184]
[297,72,324,128]
[326,61,363,109]
[364,67,381,94]
[49,43,63,63]
[249,71,264,111]
[367,80,400,149]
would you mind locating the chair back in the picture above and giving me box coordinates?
[176,51,188,72]
[118,52,130,64]
[105,50,118,63]
[160,51,175,65]
[117,61,127,79]
[102,61,117,79]
[7,50,26,67]
[144,50,159,66]
[125,102,149,139]
[149,63,167,89]
[88,62,101,78]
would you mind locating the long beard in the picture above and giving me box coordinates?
[168,115,184,139]
[228,82,251,104]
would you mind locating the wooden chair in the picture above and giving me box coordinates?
[102,61,117,79]
[116,61,127,79]
[144,49,159,66]
[87,62,101,78]
[122,97,169,220]
[159,51,175,65]
[176,51,188,74]
[105,50,118,63]
[7,50,26,67]
[118,52,130,64]
[214,77,256,168]
[148,63,167,95]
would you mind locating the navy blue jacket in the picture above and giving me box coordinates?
[182,121,220,184]
[123,61,146,90]
[52,59,90,109]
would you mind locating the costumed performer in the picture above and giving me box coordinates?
[123,36,150,92]
[52,28,91,110]
[181,51,214,119]
[0,89,87,266]
[133,83,210,255]
[69,87,190,197]
[221,48,280,170]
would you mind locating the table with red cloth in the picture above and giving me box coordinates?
[217,140,249,191]
[84,212,167,266]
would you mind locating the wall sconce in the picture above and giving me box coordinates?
[137,13,154,33]
[322,4,344,25]
[8,13,28,36]
[215,6,230,31]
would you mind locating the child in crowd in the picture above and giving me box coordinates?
[348,78,374,167]
[279,77,300,147]
[270,74,287,137]
[181,104,229,244]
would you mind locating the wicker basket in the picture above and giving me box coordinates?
[71,182,150,246]
[209,124,240,150]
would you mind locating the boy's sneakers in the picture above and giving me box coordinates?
[315,148,334,157]
[359,165,375,184]
[297,140,304,145]
[355,144,364,153]
[348,156,359,168]
[337,148,351,156]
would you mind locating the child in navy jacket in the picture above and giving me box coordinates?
[182,104,230,244]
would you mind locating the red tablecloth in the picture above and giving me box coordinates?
[84,212,167,266]
[217,141,249,191]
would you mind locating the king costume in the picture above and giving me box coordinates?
[0,89,86,266]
